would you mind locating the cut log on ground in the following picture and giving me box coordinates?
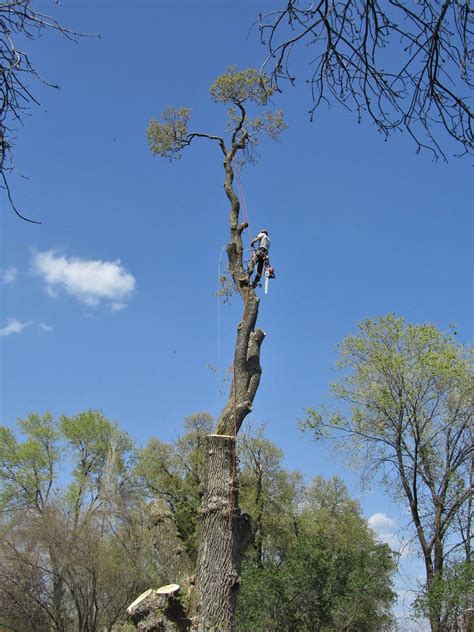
[127,584,191,632]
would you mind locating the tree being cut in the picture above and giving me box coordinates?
[128,67,286,631]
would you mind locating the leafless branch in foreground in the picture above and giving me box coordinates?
[0,1,87,222]
[257,0,473,159]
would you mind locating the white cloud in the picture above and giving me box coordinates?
[39,322,53,332]
[111,302,127,312]
[368,512,412,557]
[2,266,17,285]
[0,318,31,337]
[32,250,136,309]
[368,512,396,531]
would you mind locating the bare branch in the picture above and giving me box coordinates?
[256,0,473,158]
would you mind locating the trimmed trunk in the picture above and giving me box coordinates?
[129,126,263,630]
[191,149,261,629]
[192,434,253,631]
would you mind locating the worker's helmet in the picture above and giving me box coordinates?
[261,229,269,235]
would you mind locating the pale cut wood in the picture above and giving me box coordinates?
[156,583,180,595]
[127,589,154,614]
[127,584,190,631]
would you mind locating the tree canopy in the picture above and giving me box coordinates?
[304,314,473,632]
[0,411,397,631]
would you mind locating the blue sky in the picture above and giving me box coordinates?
[1,1,472,624]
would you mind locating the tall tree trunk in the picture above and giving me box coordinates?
[192,150,260,629]
[192,434,253,631]
[130,122,264,630]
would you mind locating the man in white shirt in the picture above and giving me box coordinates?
[247,229,271,288]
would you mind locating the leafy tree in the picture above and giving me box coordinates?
[145,66,286,630]
[303,314,473,632]
[238,425,303,565]
[135,412,213,560]
[236,476,396,631]
[0,411,160,632]
[256,0,473,159]
[415,560,474,631]
[0,411,60,511]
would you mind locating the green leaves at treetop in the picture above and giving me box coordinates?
[146,67,286,163]
[304,314,472,453]
[209,66,274,105]
[0,412,60,511]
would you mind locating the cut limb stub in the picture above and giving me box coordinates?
[157,584,180,595]
[127,584,191,632]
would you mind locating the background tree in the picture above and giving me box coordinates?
[238,424,303,566]
[146,66,285,630]
[256,0,473,159]
[236,474,396,631]
[0,0,80,223]
[0,411,161,632]
[414,560,474,631]
[303,314,473,632]
[135,412,213,561]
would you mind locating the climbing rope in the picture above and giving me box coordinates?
[234,162,252,246]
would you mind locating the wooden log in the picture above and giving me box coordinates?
[127,584,190,632]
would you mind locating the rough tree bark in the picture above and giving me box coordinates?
[192,435,254,631]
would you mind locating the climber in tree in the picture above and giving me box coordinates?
[248,229,271,288]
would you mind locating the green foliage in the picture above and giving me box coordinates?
[147,67,286,163]
[239,425,303,562]
[0,410,158,632]
[304,314,472,495]
[414,561,474,629]
[135,412,213,559]
[0,412,60,511]
[209,67,274,105]
[147,106,191,159]
[60,409,132,480]
[236,475,396,631]
[59,410,134,522]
